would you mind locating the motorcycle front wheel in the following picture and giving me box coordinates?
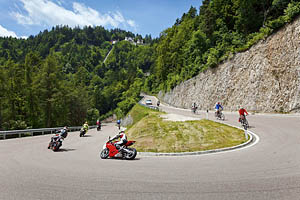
[100,148,109,159]
[124,148,137,160]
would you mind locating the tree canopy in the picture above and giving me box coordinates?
[0,0,299,130]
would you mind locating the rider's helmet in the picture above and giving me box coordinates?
[63,126,68,130]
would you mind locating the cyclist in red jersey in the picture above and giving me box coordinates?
[238,107,248,122]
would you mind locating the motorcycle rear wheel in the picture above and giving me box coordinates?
[100,148,109,159]
[124,148,137,160]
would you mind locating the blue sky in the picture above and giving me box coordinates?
[0,0,202,39]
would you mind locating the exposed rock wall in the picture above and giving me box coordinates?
[158,16,300,113]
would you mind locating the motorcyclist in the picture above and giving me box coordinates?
[81,121,89,133]
[215,102,223,116]
[96,119,101,130]
[48,126,68,149]
[238,107,248,122]
[110,130,128,151]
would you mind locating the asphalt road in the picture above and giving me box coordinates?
[1,98,300,200]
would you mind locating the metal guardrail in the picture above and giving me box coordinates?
[0,125,97,140]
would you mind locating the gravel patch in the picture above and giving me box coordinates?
[160,113,200,121]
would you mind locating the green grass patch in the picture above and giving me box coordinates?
[126,107,246,153]
[126,104,161,128]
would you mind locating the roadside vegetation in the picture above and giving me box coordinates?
[145,1,300,92]
[1,1,299,130]
[126,104,246,153]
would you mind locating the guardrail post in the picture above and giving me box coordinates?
[3,134,5,140]
[19,133,21,138]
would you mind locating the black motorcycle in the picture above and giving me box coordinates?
[80,128,86,137]
[48,134,63,151]
[97,123,101,131]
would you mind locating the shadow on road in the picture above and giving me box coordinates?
[55,148,76,152]
[104,157,141,161]
[81,135,93,137]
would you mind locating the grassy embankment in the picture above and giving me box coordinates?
[126,104,246,153]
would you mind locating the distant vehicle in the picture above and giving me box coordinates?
[145,99,152,105]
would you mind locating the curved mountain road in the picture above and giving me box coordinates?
[1,98,300,200]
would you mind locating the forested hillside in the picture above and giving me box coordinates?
[144,0,300,92]
[0,26,154,130]
[0,0,299,130]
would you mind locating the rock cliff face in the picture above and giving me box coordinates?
[158,16,300,113]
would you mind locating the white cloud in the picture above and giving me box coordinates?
[0,25,18,38]
[11,0,137,30]
[127,20,137,28]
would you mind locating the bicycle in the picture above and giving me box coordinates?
[215,110,225,120]
[239,115,249,130]
[191,106,198,114]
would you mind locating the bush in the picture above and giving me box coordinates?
[86,108,99,125]
[2,120,28,130]
[284,2,300,22]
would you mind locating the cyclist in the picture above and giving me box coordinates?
[238,107,248,122]
[192,102,197,113]
[215,102,223,117]
[117,119,121,130]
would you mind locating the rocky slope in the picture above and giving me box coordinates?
[159,16,300,113]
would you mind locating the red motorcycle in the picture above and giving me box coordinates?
[100,137,137,160]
